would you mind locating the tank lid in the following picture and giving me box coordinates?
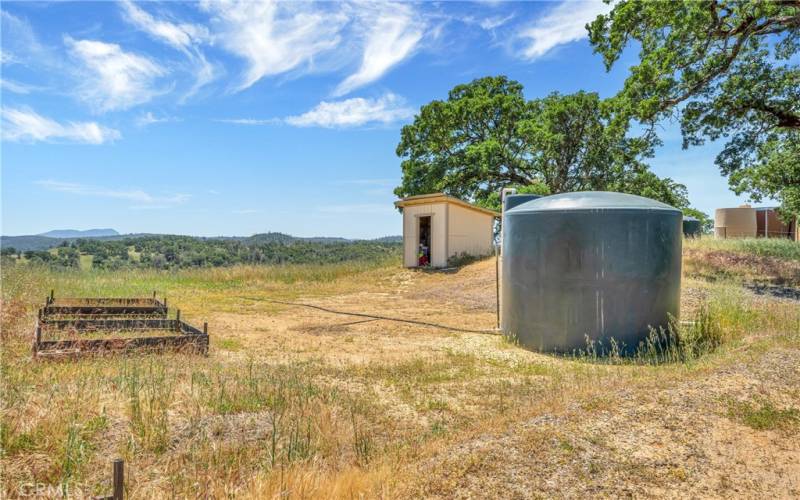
[507,191,680,213]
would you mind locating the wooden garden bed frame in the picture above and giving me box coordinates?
[34,292,208,359]
[33,318,209,358]
[42,290,168,318]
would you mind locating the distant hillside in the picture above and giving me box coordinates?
[244,232,351,245]
[372,235,403,243]
[1,231,145,251]
[39,228,119,238]
[1,230,402,252]
[0,235,62,251]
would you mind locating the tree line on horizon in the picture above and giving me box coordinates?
[394,1,798,222]
[0,235,401,271]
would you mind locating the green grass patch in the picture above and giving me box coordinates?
[726,398,800,431]
[216,338,244,351]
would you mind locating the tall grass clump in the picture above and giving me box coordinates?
[686,237,800,261]
[194,361,345,470]
[120,359,176,454]
[573,305,725,365]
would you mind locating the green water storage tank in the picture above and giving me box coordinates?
[501,191,682,354]
[682,216,702,238]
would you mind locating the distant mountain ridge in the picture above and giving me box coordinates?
[1,230,402,252]
[39,228,119,238]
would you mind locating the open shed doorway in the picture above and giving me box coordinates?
[418,216,431,266]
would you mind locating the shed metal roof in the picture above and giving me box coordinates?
[394,193,500,217]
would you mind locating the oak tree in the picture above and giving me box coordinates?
[588,0,800,216]
[394,76,688,211]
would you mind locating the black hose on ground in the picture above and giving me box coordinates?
[238,296,501,336]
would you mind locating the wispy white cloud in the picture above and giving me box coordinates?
[1,107,120,144]
[0,78,41,94]
[135,111,180,127]
[129,205,177,210]
[201,0,346,92]
[479,13,514,31]
[334,3,423,96]
[36,180,189,207]
[120,0,208,51]
[334,178,397,196]
[65,36,166,112]
[0,10,45,66]
[318,203,394,214]
[335,178,396,186]
[232,208,260,214]
[120,0,215,98]
[285,93,414,128]
[0,51,15,64]
[517,0,611,60]
[214,118,280,125]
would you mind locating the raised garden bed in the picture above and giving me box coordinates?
[34,293,208,359]
[41,291,169,318]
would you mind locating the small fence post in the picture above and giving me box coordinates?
[33,323,42,357]
[113,458,124,500]
[153,290,156,300]
[176,309,181,322]
[50,289,54,302]
[203,322,208,335]
[33,325,41,354]
[38,308,42,321]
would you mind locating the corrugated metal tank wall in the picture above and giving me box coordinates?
[714,207,756,238]
[755,208,794,238]
[501,192,682,354]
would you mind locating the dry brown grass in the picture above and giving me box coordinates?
[2,241,799,498]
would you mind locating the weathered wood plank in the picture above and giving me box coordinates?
[36,334,209,355]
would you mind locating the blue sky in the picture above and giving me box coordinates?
[1,1,759,238]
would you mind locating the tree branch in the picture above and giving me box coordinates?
[748,102,800,128]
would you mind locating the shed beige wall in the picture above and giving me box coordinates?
[402,203,448,267]
[715,207,756,238]
[447,204,495,259]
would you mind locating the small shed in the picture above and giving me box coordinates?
[394,193,499,268]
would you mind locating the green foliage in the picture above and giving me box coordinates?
[476,182,550,212]
[13,235,401,271]
[395,76,688,209]
[588,0,800,215]
[20,247,81,269]
[726,398,800,431]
